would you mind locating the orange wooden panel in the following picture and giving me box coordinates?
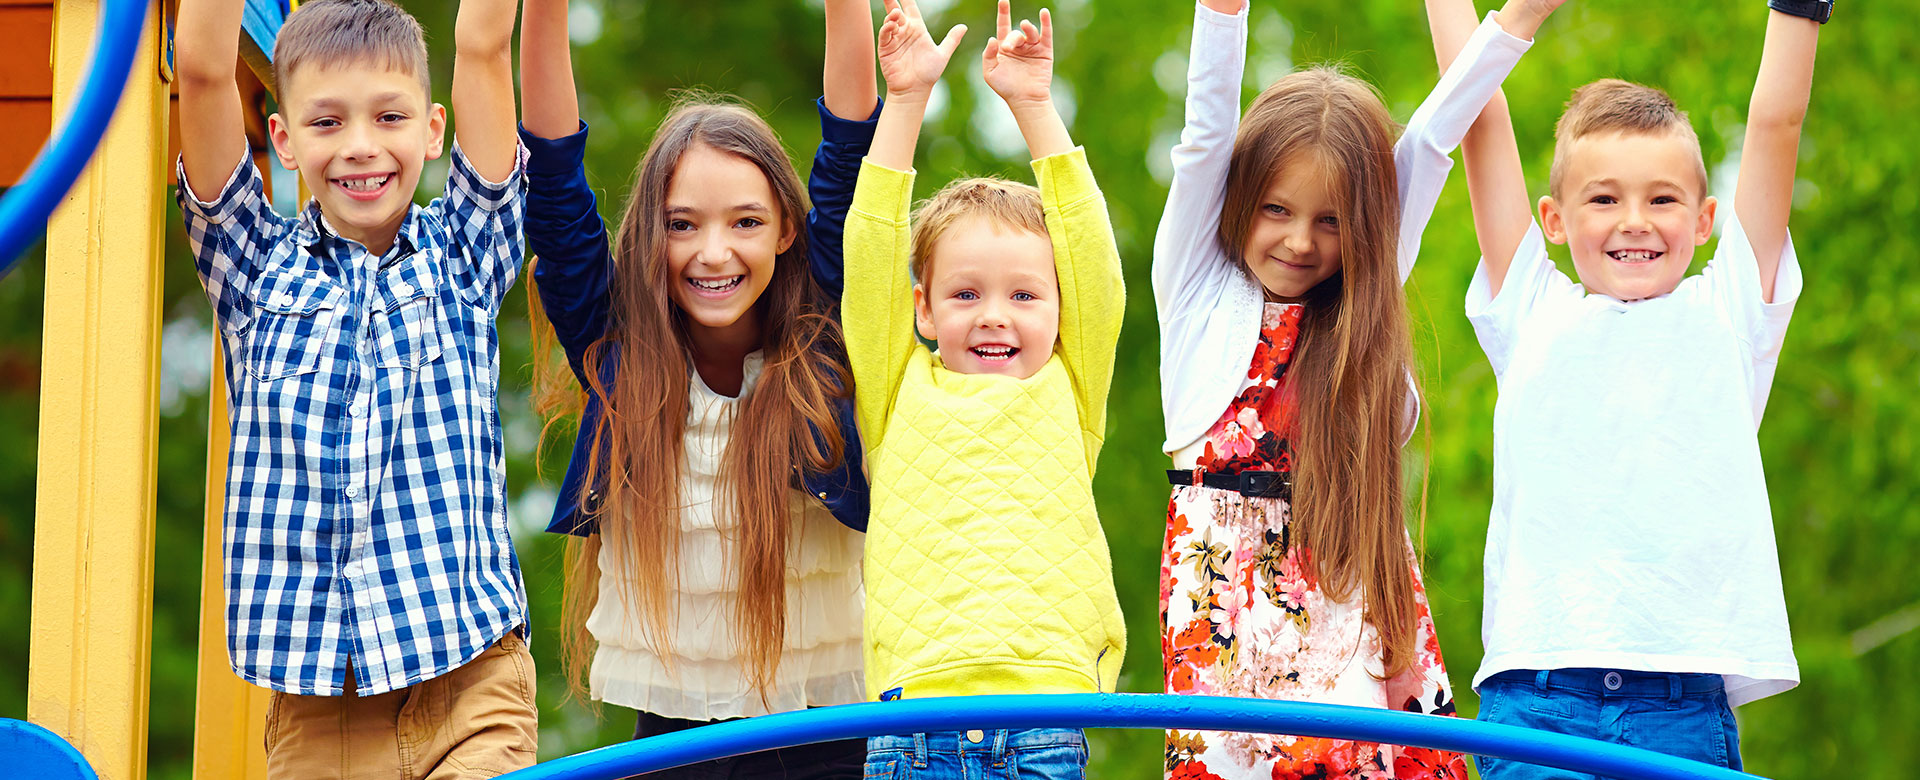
[0,96,51,185]
[0,5,53,98]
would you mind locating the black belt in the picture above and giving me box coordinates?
[1167,469,1291,498]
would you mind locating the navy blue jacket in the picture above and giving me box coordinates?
[522,99,878,536]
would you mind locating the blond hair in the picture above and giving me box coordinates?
[1218,66,1424,678]
[1549,78,1707,199]
[273,0,430,98]
[911,177,1048,282]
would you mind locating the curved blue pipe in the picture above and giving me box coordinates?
[0,0,151,273]
[501,694,1757,780]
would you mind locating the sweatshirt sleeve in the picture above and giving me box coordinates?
[1034,148,1126,471]
[1392,11,1533,283]
[841,160,919,452]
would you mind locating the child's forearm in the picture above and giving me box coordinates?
[1011,99,1073,161]
[824,0,879,121]
[453,0,521,180]
[868,97,927,172]
[1735,9,1820,300]
[175,0,247,192]
[520,0,580,139]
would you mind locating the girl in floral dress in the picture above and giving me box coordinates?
[1152,1,1561,778]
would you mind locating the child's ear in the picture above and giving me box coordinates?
[778,218,797,255]
[426,104,448,161]
[1538,195,1568,245]
[267,113,298,171]
[1694,195,1718,245]
[912,283,937,342]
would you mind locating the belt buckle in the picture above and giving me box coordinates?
[1242,471,1281,497]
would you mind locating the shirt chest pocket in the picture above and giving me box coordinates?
[371,256,449,371]
[245,278,344,382]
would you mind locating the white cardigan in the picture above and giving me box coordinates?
[1152,5,1533,454]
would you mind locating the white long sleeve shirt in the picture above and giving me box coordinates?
[1152,6,1533,455]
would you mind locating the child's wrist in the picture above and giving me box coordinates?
[1006,96,1057,120]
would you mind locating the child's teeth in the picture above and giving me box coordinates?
[691,276,742,290]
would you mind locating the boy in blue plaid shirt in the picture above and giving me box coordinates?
[174,0,535,775]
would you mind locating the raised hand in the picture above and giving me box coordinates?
[878,0,968,101]
[981,1,1054,111]
[1495,0,1568,40]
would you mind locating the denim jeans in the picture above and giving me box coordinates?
[632,710,864,780]
[1474,668,1742,780]
[864,729,1087,780]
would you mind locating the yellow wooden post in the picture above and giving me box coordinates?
[28,0,170,778]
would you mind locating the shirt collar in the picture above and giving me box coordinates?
[295,198,429,261]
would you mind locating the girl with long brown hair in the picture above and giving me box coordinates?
[518,1,879,777]
[1152,1,1561,778]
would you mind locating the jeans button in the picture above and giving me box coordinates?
[1603,671,1623,691]
[966,729,984,743]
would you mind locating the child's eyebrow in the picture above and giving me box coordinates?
[665,203,772,215]
[305,93,413,113]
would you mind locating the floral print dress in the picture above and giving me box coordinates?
[1161,303,1466,780]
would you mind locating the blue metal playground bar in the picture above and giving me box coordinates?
[0,0,151,274]
[499,694,1762,780]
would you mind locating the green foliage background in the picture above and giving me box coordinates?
[2,1,1916,777]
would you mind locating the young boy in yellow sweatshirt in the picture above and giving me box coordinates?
[841,0,1125,776]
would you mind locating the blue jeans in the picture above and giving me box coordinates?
[864,729,1087,780]
[1474,668,1742,780]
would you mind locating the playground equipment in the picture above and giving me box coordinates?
[0,3,1771,780]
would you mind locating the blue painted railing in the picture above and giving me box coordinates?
[0,0,150,274]
[499,694,1762,780]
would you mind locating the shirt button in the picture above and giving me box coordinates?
[394,283,414,298]
[345,485,360,498]
[275,292,294,306]
[349,401,365,417]
[1603,671,1623,691]
[966,730,984,744]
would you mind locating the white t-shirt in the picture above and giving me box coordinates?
[1465,215,1802,707]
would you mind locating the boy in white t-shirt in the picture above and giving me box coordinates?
[1427,0,1828,776]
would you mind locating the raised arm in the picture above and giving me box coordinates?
[453,0,521,180]
[868,0,967,171]
[1151,0,1246,319]
[1734,9,1820,302]
[825,0,880,121]
[1425,0,1561,296]
[981,1,1071,159]
[520,0,579,139]
[175,0,248,192]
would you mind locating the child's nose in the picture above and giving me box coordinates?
[695,229,732,263]
[340,124,380,161]
[977,299,1011,328]
[1283,224,1314,255]
[1619,204,1653,233]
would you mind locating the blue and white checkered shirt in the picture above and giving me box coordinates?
[177,146,528,696]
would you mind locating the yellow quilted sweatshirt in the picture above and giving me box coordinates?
[842,149,1127,700]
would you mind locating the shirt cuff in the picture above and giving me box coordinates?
[1479,9,1537,53]
[519,120,590,178]
[818,96,882,144]
[1031,147,1098,207]
[1195,0,1248,29]
[853,159,914,222]
[176,151,261,224]
[448,140,528,212]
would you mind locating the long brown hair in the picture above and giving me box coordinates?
[529,99,850,703]
[1217,67,1423,677]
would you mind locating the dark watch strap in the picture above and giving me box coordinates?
[1768,0,1833,23]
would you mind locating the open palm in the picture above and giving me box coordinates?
[878,0,967,99]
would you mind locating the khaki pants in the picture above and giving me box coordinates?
[265,632,538,780]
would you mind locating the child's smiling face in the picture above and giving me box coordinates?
[269,61,442,254]
[913,215,1060,379]
[1542,131,1717,302]
[661,143,795,344]
[1242,155,1344,301]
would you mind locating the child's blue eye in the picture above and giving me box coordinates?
[1012,291,1036,302]
[955,290,978,301]
[1263,204,1288,216]
[1317,215,1339,227]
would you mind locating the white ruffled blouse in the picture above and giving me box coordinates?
[586,352,866,719]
